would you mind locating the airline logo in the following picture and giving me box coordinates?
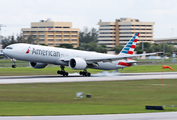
[32,48,60,57]
[26,46,30,54]
[121,33,139,55]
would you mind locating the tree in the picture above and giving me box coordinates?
[79,42,97,51]
[96,44,107,53]
[55,43,73,49]
[79,27,98,43]
[110,45,124,54]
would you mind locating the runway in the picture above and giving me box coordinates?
[0,72,177,84]
[0,72,177,120]
[0,112,177,120]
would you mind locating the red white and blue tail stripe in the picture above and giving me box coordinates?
[119,33,139,55]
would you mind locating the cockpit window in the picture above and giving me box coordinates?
[6,47,13,49]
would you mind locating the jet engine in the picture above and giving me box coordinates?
[29,62,48,69]
[69,58,87,70]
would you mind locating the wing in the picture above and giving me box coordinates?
[85,53,156,63]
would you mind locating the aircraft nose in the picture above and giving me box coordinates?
[3,49,7,54]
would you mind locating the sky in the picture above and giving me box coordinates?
[0,0,177,38]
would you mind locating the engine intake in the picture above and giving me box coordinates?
[29,62,47,69]
[69,58,87,70]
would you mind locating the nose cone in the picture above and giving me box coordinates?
[3,49,7,55]
[3,46,14,57]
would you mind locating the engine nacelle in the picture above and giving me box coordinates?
[69,58,87,70]
[29,62,47,69]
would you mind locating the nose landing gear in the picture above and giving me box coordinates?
[11,58,16,68]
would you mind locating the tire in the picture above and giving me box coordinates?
[88,73,91,77]
[65,72,68,76]
[12,65,16,68]
[57,70,61,74]
[79,71,83,75]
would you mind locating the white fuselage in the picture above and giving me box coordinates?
[3,43,135,70]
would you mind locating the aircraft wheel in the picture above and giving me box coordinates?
[12,65,16,68]
[88,73,91,77]
[57,70,61,74]
[65,72,68,76]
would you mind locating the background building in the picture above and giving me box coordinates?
[22,19,79,48]
[97,18,154,49]
[154,37,177,44]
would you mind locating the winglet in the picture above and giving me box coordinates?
[119,33,139,55]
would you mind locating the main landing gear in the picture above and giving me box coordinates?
[11,58,16,68]
[79,69,91,77]
[57,66,68,76]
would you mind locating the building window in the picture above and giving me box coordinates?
[119,28,133,30]
[48,35,54,37]
[48,43,54,45]
[48,31,54,33]
[119,32,134,34]
[99,29,115,30]
[100,25,113,27]
[31,31,37,33]
[39,27,46,28]
[71,39,77,41]
[64,31,70,33]
[47,26,54,28]
[56,39,62,41]
[63,27,70,28]
[32,27,38,28]
[99,36,115,38]
[72,43,77,45]
[98,40,115,41]
[39,39,45,41]
[39,35,45,37]
[119,25,132,27]
[56,31,62,33]
[48,39,54,41]
[71,31,77,33]
[24,35,29,37]
[55,26,62,28]
[71,35,77,37]
[23,31,29,33]
[119,40,129,41]
[39,31,45,33]
[55,43,60,45]
[64,39,70,41]
[64,35,70,37]
[56,35,62,37]
[99,32,115,34]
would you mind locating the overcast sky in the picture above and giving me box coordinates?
[0,0,177,38]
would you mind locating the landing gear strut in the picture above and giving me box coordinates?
[79,69,91,77]
[11,58,16,68]
[57,66,68,76]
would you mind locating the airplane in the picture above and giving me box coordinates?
[2,33,155,76]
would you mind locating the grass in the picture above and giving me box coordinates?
[0,64,176,76]
[0,79,176,115]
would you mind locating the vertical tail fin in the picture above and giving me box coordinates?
[119,33,139,55]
